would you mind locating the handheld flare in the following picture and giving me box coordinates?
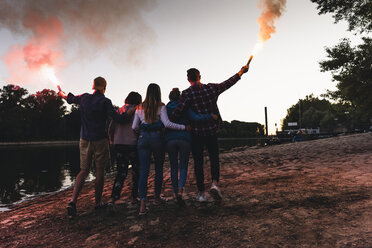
[247,55,253,66]
[57,85,62,92]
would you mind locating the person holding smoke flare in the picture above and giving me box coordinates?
[58,76,133,217]
[171,64,249,202]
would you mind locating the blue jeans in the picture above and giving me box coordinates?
[166,139,191,194]
[137,131,165,200]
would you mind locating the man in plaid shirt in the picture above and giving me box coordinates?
[171,64,249,202]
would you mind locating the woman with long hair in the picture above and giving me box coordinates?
[132,83,186,215]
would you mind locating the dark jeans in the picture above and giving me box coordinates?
[191,134,219,192]
[166,139,191,194]
[137,131,165,200]
[111,144,139,201]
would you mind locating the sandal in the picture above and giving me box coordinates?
[138,207,149,216]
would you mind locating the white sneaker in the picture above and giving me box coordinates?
[196,192,207,202]
[210,184,222,201]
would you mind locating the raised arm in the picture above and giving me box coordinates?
[160,106,185,130]
[212,64,250,96]
[66,93,82,105]
[211,74,241,96]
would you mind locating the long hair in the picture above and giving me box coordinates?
[141,83,162,124]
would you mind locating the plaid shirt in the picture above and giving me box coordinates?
[171,73,241,136]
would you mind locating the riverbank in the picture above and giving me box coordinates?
[1,133,371,247]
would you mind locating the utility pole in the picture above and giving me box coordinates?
[299,99,302,129]
[265,106,268,136]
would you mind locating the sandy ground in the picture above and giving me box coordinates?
[0,133,371,248]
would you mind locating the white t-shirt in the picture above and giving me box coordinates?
[132,105,185,130]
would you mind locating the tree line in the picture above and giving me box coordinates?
[0,84,80,141]
[281,94,370,132]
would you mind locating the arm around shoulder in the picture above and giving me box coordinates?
[160,106,185,130]
[132,110,140,130]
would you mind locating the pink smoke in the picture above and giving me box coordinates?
[257,0,287,43]
[0,0,155,86]
[4,11,65,84]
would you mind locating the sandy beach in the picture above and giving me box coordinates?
[1,133,371,247]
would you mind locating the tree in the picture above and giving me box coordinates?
[64,105,81,140]
[32,89,66,140]
[282,95,332,129]
[282,94,362,132]
[320,38,372,125]
[0,85,30,141]
[311,0,372,129]
[310,0,372,33]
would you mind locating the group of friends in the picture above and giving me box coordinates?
[58,63,250,216]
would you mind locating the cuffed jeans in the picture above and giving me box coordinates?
[166,139,191,194]
[191,134,219,192]
[111,144,139,201]
[138,131,165,200]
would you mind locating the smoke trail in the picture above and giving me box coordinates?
[257,0,287,42]
[0,0,156,84]
[22,12,64,69]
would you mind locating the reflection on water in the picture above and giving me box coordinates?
[0,138,261,210]
[0,145,80,210]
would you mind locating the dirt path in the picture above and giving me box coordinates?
[1,133,371,247]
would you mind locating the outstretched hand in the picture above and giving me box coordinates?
[238,64,249,77]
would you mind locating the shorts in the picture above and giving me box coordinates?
[79,138,110,170]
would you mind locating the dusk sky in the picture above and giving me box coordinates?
[0,0,360,134]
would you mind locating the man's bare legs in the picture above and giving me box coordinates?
[70,169,89,203]
[95,167,105,206]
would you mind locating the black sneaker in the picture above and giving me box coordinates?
[67,202,76,217]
